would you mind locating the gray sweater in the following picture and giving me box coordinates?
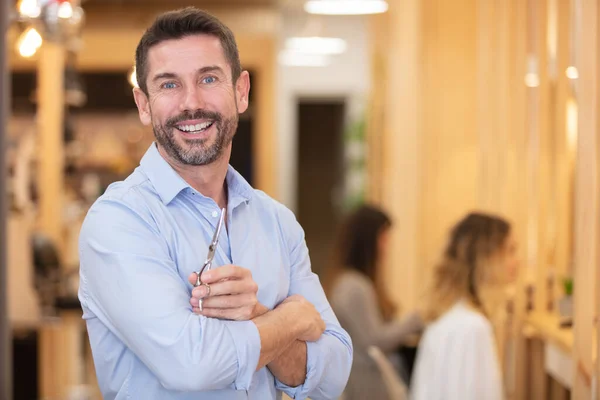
[329,271,423,400]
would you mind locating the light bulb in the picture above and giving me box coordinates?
[304,0,388,15]
[17,27,43,58]
[565,66,579,80]
[18,0,41,18]
[278,50,331,67]
[285,37,347,55]
[58,2,74,19]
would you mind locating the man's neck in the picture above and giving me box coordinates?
[157,144,231,210]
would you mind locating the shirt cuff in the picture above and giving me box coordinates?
[224,320,261,390]
[275,339,328,399]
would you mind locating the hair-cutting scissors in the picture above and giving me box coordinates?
[195,208,225,310]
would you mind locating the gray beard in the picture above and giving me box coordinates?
[153,115,238,166]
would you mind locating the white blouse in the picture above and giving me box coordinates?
[410,301,504,400]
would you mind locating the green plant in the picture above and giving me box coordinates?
[563,277,574,296]
[342,115,367,210]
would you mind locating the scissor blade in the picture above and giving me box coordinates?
[211,208,226,246]
[201,208,226,267]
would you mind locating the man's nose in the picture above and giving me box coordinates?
[180,84,205,113]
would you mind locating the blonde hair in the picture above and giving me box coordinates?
[424,212,511,321]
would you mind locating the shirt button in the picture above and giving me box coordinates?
[211,210,219,218]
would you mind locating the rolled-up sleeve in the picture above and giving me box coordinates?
[274,206,353,399]
[78,197,260,392]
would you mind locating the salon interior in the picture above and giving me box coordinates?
[1,0,600,399]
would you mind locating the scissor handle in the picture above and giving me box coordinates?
[194,261,212,287]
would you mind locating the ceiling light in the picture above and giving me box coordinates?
[285,37,347,55]
[524,55,540,88]
[58,2,74,19]
[304,0,388,15]
[17,27,43,58]
[18,0,41,18]
[565,66,579,80]
[524,73,540,88]
[278,50,331,67]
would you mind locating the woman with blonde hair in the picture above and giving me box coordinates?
[410,212,519,400]
[325,205,423,400]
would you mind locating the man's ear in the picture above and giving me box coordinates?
[133,87,152,126]
[235,70,251,114]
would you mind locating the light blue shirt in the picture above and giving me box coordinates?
[78,143,352,400]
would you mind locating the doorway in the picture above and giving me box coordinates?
[296,99,345,277]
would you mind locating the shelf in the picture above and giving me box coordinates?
[525,311,574,352]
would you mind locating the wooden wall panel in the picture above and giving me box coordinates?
[572,0,599,397]
[368,0,599,398]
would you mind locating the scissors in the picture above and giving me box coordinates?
[195,208,226,309]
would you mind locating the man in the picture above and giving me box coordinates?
[78,7,352,400]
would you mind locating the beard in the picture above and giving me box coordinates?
[152,108,238,166]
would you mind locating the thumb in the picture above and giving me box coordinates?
[188,272,198,286]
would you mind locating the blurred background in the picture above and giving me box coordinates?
[1,0,599,399]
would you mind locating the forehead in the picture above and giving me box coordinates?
[503,232,516,248]
[147,34,230,77]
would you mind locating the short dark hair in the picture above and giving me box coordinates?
[134,7,242,95]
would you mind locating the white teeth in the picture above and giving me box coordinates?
[178,121,213,133]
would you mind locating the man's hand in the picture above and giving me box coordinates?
[187,265,262,321]
[257,295,325,387]
[279,295,326,342]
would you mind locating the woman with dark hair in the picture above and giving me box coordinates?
[410,212,519,400]
[324,205,423,400]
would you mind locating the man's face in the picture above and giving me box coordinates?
[133,34,250,166]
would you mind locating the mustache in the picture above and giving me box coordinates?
[166,110,222,127]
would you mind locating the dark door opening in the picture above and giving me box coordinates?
[296,99,345,277]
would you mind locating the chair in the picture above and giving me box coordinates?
[367,346,409,400]
[31,233,81,316]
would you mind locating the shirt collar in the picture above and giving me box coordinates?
[139,143,254,206]
[225,163,254,207]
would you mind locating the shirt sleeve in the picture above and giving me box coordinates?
[78,197,261,392]
[272,205,353,400]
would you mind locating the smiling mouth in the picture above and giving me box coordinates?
[175,121,214,134]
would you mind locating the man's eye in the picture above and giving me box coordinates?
[202,76,216,84]
[162,82,177,89]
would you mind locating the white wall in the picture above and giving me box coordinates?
[276,12,371,211]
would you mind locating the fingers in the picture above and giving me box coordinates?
[191,297,201,309]
[189,293,257,310]
[200,265,250,284]
[191,279,257,300]
[281,294,304,304]
[199,293,258,310]
[188,265,258,322]
[199,306,255,321]
[191,283,212,299]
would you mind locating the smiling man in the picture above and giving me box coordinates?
[78,7,352,400]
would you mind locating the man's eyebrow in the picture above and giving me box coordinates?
[152,72,178,83]
[198,65,225,74]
